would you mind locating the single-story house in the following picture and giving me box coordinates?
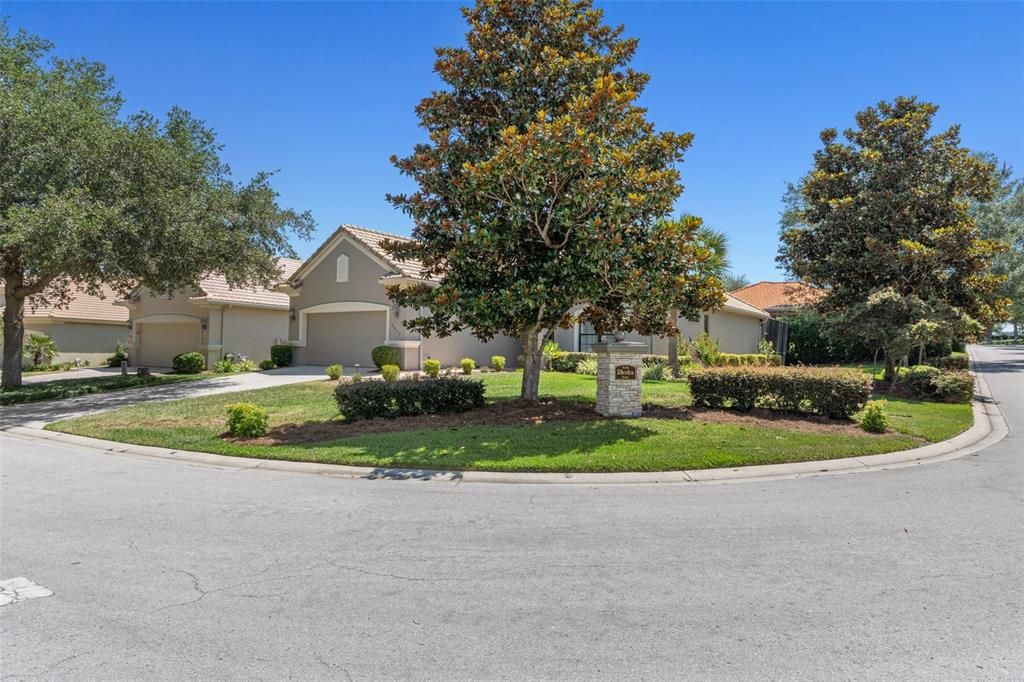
[0,283,130,366]
[117,259,302,368]
[279,225,521,370]
[729,281,823,317]
[280,225,773,369]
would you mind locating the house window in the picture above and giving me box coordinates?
[578,322,601,352]
[336,254,349,283]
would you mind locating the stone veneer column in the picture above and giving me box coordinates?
[592,341,646,418]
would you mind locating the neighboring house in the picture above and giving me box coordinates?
[0,283,129,366]
[551,295,771,356]
[118,259,302,368]
[729,281,823,317]
[280,225,521,370]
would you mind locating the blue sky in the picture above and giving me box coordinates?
[6,1,1023,282]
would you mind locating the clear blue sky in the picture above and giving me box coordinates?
[6,1,1023,282]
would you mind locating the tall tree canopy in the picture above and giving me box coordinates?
[385,0,723,400]
[0,25,314,387]
[972,155,1024,333]
[777,96,1006,381]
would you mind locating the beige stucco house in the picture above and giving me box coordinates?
[118,259,302,368]
[0,283,129,365]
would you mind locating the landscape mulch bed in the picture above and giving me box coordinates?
[243,399,873,445]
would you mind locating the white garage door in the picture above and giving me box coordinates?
[137,322,202,368]
[305,311,385,368]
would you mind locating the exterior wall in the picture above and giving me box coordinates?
[420,330,522,370]
[21,320,128,365]
[220,307,289,364]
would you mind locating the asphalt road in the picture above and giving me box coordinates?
[1,345,1021,680]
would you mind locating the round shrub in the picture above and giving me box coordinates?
[491,355,506,371]
[423,358,441,378]
[371,345,401,369]
[172,352,205,373]
[381,364,400,382]
[325,364,343,380]
[270,344,292,367]
[225,402,268,438]
[931,370,974,403]
[460,357,476,375]
[258,359,276,370]
[213,359,238,374]
[859,400,888,433]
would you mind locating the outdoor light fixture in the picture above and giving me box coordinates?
[289,308,297,321]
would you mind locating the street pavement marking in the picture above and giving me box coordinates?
[0,577,53,606]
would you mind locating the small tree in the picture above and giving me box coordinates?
[0,26,313,387]
[385,0,723,400]
[777,97,1006,382]
[22,332,57,367]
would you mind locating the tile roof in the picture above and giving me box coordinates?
[342,225,429,280]
[722,293,772,319]
[729,281,823,311]
[189,258,304,309]
[2,283,129,324]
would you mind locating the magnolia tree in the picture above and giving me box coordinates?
[385,0,723,401]
[972,155,1024,337]
[777,97,1006,382]
[0,26,313,387]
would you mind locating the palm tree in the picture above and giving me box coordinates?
[668,221,730,378]
[23,333,58,367]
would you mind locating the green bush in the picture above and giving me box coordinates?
[172,352,205,373]
[381,364,400,382]
[898,365,941,398]
[258,359,276,370]
[930,371,974,403]
[423,358,441,378]
[325,364,343,380]
[213,359,238,373]
[574,356,598,375]
[225,402,268,438]
[237,359,257,372]
[550,352,596,372]
[106,341,129,367]
[689,366,871,418]
[860,400,888,433]
[491,355,506,371]
[23,333,59,366]
[642,361,671,382]
[692,333,723,367]
[930,353,969,371]
[784,310,875,365]
[270,344,292,367]
[371,345,400,368]
[460,357,476,374]
[542,340,562,369]
[334,376,486,420]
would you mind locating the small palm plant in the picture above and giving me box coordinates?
[23,333,59,367]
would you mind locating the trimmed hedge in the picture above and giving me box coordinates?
[897,365,973,403]
[334,376,486,420]
[270,344,292,367]
[172,352,205,373]
[689,366,871,418]
[929,353,969,371]
[720,353,782,367]
[371,345,401,368]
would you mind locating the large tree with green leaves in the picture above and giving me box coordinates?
[972,155,1024,336]
[0,25,313,387]
[385,0,723,400]
[777,96,1006,381]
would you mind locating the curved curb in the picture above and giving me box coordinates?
[3,356,1008,486]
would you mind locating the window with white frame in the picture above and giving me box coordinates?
[336,254,349,283]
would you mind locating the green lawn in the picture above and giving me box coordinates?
[46,371,972,473]
[1,373,207,406]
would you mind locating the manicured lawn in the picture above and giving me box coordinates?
[1,373,207,405]
[47,371,971,473]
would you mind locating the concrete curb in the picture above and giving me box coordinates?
[2,356,1008,486]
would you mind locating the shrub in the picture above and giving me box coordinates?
[23,333,58,366]
[225,402,268,438]
[334,376,486,420]
[859,400,888,433]
[689,366,871,418]
[237,359,258,372]
[692,333,723,367]
[897,365,942,398]
[930,353,969,371]
[550,352,596,372]
[381,364,400,381]
[371,345,400,368]
[542,340,562,370]
[930,371,974,403]
[213,359,238,373]
[423,358,441,378]
[106,341,129,367]
[460,357,476,374]
[351,373,363,383]
[258,359,276,370]
[325,364,343,380]
[642,361,670,382]
[575,356,598,375]
[172,352,205,373]
[491,355,506,371]
[270,344,292,367]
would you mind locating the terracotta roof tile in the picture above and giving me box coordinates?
[2,283,129,324]
[340,225,429,280]
[189,258,304,309]
[729,281,823,311]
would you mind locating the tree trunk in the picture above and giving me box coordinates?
[667,307,680,379]
[2,286,26,389]
[883,352,896,385]
[520,327,544,402]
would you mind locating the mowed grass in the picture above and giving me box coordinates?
[47,371,971,473]
[1,372,207,405]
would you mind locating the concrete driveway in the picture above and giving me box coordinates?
[0,345,1021,679]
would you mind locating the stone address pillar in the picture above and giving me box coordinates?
[592,340,646,418]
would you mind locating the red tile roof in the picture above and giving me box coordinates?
[729,281,823,311]
[188,258,304,309]
[2,283,129,324]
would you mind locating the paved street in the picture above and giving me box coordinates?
[1,345,1021,680]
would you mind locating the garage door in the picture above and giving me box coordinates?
[305,311,384,368]
[137,322,201,368]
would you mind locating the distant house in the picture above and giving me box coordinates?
[118,259,302,368]
[0,283,129,366]
[729,281,823,317]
